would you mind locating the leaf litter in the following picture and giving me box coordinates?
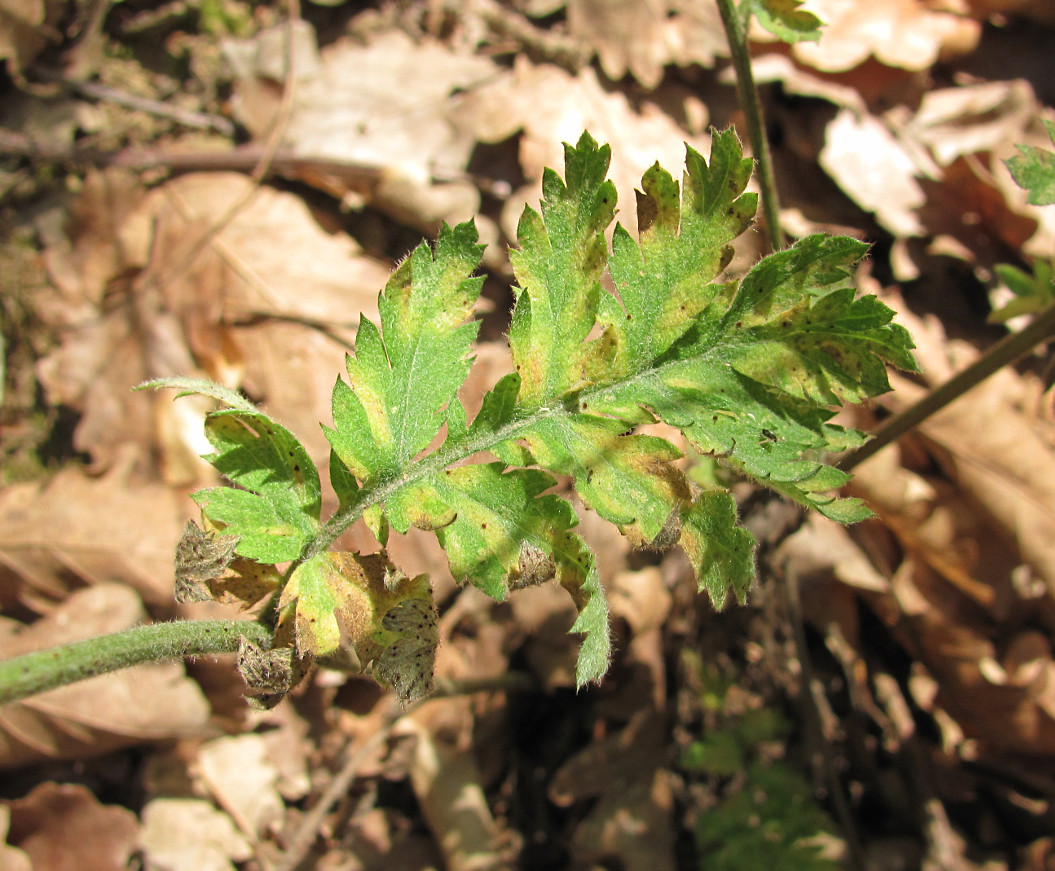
[2,1,1055,869]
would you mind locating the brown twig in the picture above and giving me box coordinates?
[28,65,236,136]
[0,127,383,186]
[464,0,589,69]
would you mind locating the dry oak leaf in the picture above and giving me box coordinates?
[820,108,929,238]
[0,584,211,769]
[783,0,979,72]
[225,24,498,231]
[4,782,139,871]
[196,735,285,838]
[0,454,187,611]
[566,0,721,89]
[37,167,388,474]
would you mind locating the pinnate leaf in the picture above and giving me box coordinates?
[147,127,916,699]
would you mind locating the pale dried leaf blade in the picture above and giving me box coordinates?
[5,782,139,871]
[139,798,253,871]
[0,459,186,610]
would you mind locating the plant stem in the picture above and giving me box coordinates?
[0,619,272,706]
[838,302,1055,471]
[715,0,785,252]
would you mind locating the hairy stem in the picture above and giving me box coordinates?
[0,619,272,706]
[839,302,1055,470]
[715,0,785,252]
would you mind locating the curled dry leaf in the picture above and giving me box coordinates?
[174,520,240,604]
[376,597,439,705]
[0,584,211,769]
[844,300,1055,752]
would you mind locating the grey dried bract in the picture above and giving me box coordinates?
[174,519,240,603]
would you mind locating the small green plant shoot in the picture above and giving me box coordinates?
[1,129,917,709]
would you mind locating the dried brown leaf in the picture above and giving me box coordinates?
[549,711,675,871]
[0,453,187,610]
[5,782,138,871]
[36,168,388,476]
[225,25,496,230]
[197,735,285,838]
[139,798,253,871]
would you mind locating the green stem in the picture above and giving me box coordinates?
[0,619,272,706]
[715,0,785,252]
[838,302,1055,471]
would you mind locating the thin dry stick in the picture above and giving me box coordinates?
[838,302,1055,471]
[0,128,384,188]
[267,702,403,871]
[29,65,236,136]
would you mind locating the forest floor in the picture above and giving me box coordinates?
[2,2,1055,870]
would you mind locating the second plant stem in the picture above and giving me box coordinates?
[715,0,785,252]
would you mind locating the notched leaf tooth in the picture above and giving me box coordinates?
[639,509,682,552]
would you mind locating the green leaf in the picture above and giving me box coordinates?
[680,490,756,609]
[324,221,485,484]
[194,410,320,563]
[148,128,916,699]
[278,551,435,692]
[386,462,612,686]
[1005,119,1055,206]
[746,0,824,43]
[598,130,757,384]
[280,551,370,656]
[508,132,617,407]
[989,260,1055,323]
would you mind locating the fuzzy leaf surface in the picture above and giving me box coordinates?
[502,128,915,608]
[324,221,485,484]
[194,410,321,563]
